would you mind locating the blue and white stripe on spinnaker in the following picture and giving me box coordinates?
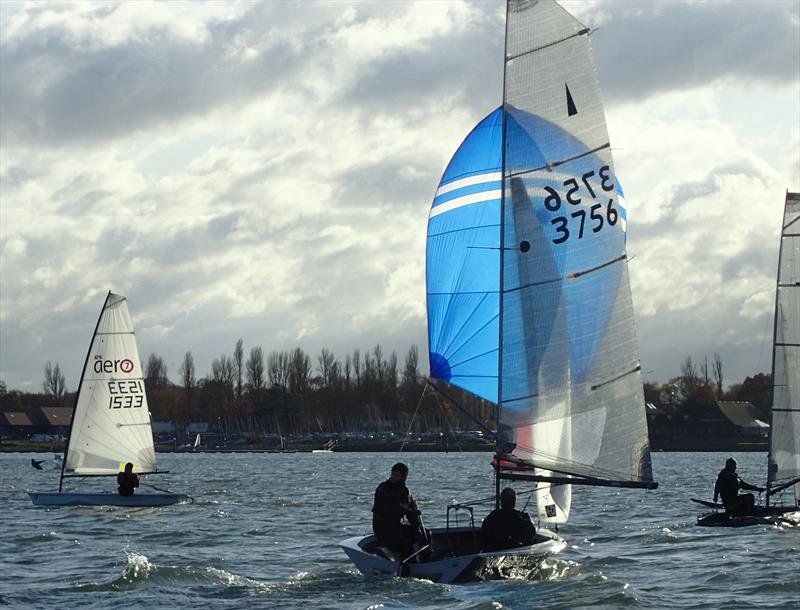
[430,166,628,234]
[430,172,502,218]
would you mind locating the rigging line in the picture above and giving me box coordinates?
[591,365,642,391]
[498,457,638,486]
[783,214,799,230]
[434,226,500,361]
[506,27,589,61]
[435,394,464,453]
[504,444,637,483]
[438,292,493,358]
[446,349,500,373]
[428,223,501,239]
[441,320,500,368]
[399,385,428,454]
[503,253,625,294]
[772,408,800,412]
[427,380,496,438]
[427,290,499,296]
[774,342,800,347]
[507,143,611,179]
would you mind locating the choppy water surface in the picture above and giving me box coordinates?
[1,451,797,609]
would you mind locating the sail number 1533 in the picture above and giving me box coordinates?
[108,380,144,409]
[543,165,618,244]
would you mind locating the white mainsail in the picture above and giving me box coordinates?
[767,192,800,505]
[499,0,653,492]
[63,292,156,477]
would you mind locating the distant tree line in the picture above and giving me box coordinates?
[0,343,495,438]
[0,349,775,437]
[643,353,773,419]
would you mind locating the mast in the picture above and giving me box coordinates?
[58,290,112,492]
[495,0,511,511]
[765,194,785,507]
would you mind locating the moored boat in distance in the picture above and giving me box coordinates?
[28,292,190,508]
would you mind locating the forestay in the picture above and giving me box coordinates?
[64,292,156,477]
[499,0,653,486]
[768,192,800,503]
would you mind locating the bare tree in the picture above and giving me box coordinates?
[145,353,168,389]
[402,345,419,387]
[234,338,244,410]
[317,348,339,389]
[178,351,195,411]
[211,354,236,388]
[386,351,398,389]
[373,344,385,381]
[351,349,361,387]
[268,350,291,389]
[43,361,66,404]
[713,352,724,399]
[246,346,266,393]
[289,347,312,394]
[680,356,699,396]
[343,354,352,389]
[701,355,710,388]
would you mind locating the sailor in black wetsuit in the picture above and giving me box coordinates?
[117,462,140,497]
[372,462,428,560]
[480,487,536,552]
[714,457,764,516]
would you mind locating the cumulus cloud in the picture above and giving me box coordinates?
[1,0,798,389]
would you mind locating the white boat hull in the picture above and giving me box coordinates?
[341,526,565,583]
[29,492,190,507]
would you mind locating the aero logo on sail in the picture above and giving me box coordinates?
[93,356,134,374]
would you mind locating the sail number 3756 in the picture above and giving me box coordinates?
[543,165,618,244]
[108,380,144,409]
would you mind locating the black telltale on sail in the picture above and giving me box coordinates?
[520,240,530,253]
[566,84,577,116]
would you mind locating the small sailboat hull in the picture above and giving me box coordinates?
[341,526,565,583]
[697,506,800,528]
[28,492,189,507]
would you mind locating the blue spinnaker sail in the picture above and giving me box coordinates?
[426,107,628,407]
[426,108,502,403]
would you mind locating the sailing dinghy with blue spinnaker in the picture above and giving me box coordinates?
[341,0,656,582]
[29,292,189,507]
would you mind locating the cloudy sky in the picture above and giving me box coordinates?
[1,0,798,393]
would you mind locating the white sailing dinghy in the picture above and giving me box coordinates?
[341,0,656,582]
[29,292,189,507]
[697,192,800,527]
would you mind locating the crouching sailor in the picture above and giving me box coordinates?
[480,487,536,552]
[372,462,430,561]
[713,457,764,516]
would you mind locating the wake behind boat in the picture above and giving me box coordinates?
[697,192,800,527]
[28,292,189,508]
[342,0,656,583]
